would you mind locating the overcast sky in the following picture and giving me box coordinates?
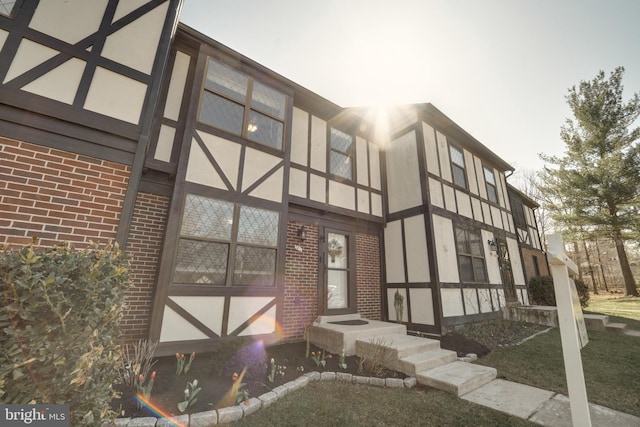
[180,0,640,173]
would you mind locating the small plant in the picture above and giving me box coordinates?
[176,352,196,375]
[310,350,332,367]
[338,349,347,370]
[233,372,250,405]
[177,379,201,413]
[119,339,158,388]
[267,358,276,383]
[357,338,392,377]
[135,371,156,409]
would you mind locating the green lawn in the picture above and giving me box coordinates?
[584,294,640,330]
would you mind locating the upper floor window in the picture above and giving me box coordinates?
[483,166,498,204]
[455,227,487,283]
[449,145,467,189]
[509,195,527,229]
[0,0,18,17]
[329,128,353,180]
[199,58,286,150]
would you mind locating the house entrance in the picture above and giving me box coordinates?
[497,239,518,302]
[319,230,356,314]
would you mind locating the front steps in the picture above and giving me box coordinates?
[354,333,496,396]
[583,313,640,336]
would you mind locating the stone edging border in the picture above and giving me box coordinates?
[105,372,418,427]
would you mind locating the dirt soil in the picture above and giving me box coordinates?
[113,336,486,419]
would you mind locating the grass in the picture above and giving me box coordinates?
[234,381,535,426]
[584,293,640,330]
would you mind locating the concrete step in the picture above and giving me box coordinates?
[395,348,458,376]
[417,361,497,396]
[583,314,609,331]
[624,329,640,337]
[310,318,406,356]
[605,322,628,334]
[355,334,441,361]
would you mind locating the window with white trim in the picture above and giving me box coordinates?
[483,166,498,204]
[449,145,467,189]
[455,227,487,283]
[199,58,287,150]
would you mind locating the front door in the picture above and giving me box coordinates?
[497,239,518,302]
[320,230,356,314]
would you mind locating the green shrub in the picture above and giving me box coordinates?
[528,275,556,306]
[0,242,130,425]
[528,275,589,308]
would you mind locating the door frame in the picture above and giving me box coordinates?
[497,239,518,303]
[318,226,357,315]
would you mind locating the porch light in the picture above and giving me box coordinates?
[297,225,307,241]
[487,240,497,253]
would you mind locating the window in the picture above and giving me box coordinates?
[327,232,349,309]
[455,228,487,283]
[509,195,527,229]
[173,194,279,287]
[329,128,353,180]
[449,145,467,188]
[483,166,498,204]
[199,58,287,150]
[0,0,18,17]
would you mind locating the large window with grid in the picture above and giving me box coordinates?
[329,128,354,180]
[455,227,487,283]
[199,58,287,150]
[449,145,467,189]
[173,194,279,287]
[483,166,499,204]
[0,0,18,17]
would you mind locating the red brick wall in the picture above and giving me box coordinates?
[282,221,383,342]
[282,221,319,342]
[356,232,382,320]
[521,246,550,283]
[0,138,130,248]
[122,192,169,343]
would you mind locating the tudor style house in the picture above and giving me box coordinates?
[0,0,546,355]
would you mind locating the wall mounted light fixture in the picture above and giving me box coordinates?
[297,225,307,241]
[487,240,497,253]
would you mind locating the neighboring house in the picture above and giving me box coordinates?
[506,184,550,283]
[0,1,544,355]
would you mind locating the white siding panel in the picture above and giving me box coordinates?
[310,116,327,172]
[502,211,511,233]
[164,51,190,121]
[474,156,488,199]
[369,143,382,190]
[507,237,526,285]
[463,288,479,314]
[499,172,511,210]
[410,288,435,325]
[0,30,7,51]
[357,188,370,214]
[464,149,479,195]
[5,39,57,83]
[289,168,307,198]
[422,122,440,176]
[198,131,241,190]
[356,136,369,186]
[478,289,492,313]
[482,202,492,226]
[291,107,309,166]
[429,178,444,208]
[160,306,209,342]
[436,131,452,182]
[84,67,146,124]
[29,0,108,44]
[384,220,405,283]
[242,147,281,191]
[405,215,430,282]
[185,138,226,190]
[249,167,283,203]
[441,288,464,317]
[472,197,483,222]
[154,124,175,162]
[456,190,473,219]
[443,184,456,213]
[171,296,225,337]
[22,57,85,105]
[482,229,502,285]
[371,193,383,217]
[432,215,459,283]
[228,297,276,335]
[310,174,326,203]
[491,206,503,229]
[329,180,355,211]
[386,131,421,213]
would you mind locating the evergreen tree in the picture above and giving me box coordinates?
[540,67,640,296]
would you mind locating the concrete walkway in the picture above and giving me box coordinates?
[462,378,640,426]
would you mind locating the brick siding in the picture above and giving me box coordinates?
[356,232,382,320]
[122,192,169,344]
[0,138,130,249]
[521,247,550,283]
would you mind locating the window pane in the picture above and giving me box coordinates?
[0,1,16,16]
[330,151,352,179]
[472,257,487,282]
[181,194,234,240]
[452,164,467,188]
[174,239,228,285]
[247,110,283,150]
[251,81,286,119]
[327,270,348,309]
[483,167,496,185]
[455,228,469,254]
[199,91,244,134]
[469,232,483,256]
[205,59,248,102]
[327,233,348,268]
[331,128,352,153]
[459,256,474,282]
[487,184,498,203]
[237,206,279,246]
[233,245,276,286]
[449,146,464,167]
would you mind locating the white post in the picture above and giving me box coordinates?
[546,234,591,427]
